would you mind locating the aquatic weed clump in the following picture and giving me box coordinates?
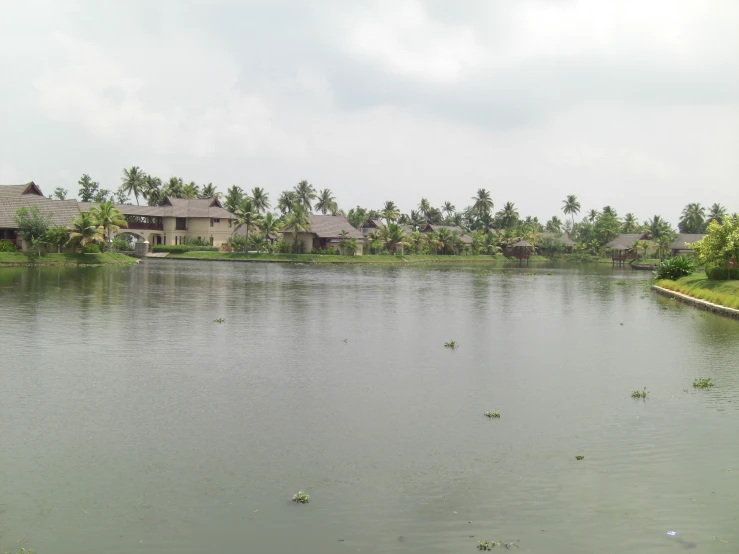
[631,388,648,399]
[213,317,225,323]
[292,491,309,504]
[444,340,458,349]
[484,411,501,419]
[693,377,715,389]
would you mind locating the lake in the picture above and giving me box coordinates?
[1,260,737,553]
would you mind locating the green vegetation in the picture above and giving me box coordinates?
[152,245,219,254]
[631,388,648,399]
[444,340,458,349]
[691,216,739,280]
[656,256,695,281]
[4,549,35,554]
[213,318,225,324]
[14,205,53,256]
[292,491,309,504]
[484,411,500,418]
[0,252,136,266]
[693,378,715,389]
[655,273,739,310]
[477,540,518,551]
[575,456,585,461]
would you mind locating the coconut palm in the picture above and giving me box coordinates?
[182,181,200,199]
[67,212,105,251]
[223,185,243,213]
[498,201,519,228]
[277,190,299,214]
[251,187,270,213]
[418,198,432,219]
[315,189,338,214]
[89,201,128,250]
[284,205,311,253]
[258,212,281,243]
[379,223,407,254]
[706,203,727,226]
[622,213,638,233]
[546,216,563,233]
[678,203,705,233]
[562,194,581,226]
[121,166,147,205]
[294,180,317,211]
[163,176,184,198]
[233,198,261,249]
[142,175,163,206]
[602,206,618,218]
[381,201,400,223]
[646,215,673,240]
[201,183,219,198]
[442,201,456,218]
[586,209,599,224]
[408,210,426,231]
[472,189,494,216]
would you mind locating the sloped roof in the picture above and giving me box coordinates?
[281,214,364,239]
[421,224,473,243]
[669,233,705,250]
[513,240,533,248]
[0,197,81,227]
[540,232,575,247]
[0,182,45,199]
[80,197,234,219]
[606,233,650,248]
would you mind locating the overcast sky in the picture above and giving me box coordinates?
[1,0,737,222]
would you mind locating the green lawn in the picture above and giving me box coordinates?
[164,252,557,264]
[0,252,138,266]
[655,272,739,310]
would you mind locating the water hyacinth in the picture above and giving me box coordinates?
[292,491,309,504]
[444,340,458,349]
[693,377,715,389]
[631,388,648,399]
[484,411,500,418]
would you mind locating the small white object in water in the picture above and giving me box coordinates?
[667,531,677,536]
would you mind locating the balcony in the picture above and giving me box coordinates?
[125,217,164,231]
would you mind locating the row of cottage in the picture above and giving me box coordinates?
[1,182,701,256]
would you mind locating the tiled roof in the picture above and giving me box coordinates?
[422,224,473,244]
[281,215,364,239]
[0,182,45,199]
[80,197,235,219]
[0,197,81,227]
[606,234,650,248]
[669,233,705,250]
[540,232,575,246]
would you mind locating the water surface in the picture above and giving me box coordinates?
[1,261,737,553]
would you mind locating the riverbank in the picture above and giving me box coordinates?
[654,273,739,313]
[158,252,560,264]
[0,252,138,267]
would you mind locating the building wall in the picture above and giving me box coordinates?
[280,232,314,253]
[146,216,236,247]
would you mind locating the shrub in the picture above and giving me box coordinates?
[656,256,695,281]
[111,235,132,251]
[631,388,648,399]
[83,243,101,253]
[693,377,715,389]
[0,239,17,252]
[292,491,309,504]
[181,236,212,247]
[311,248,338,255]
[151,245,219,253]
[484,411,500,418]
[276,240,292,254]
[706,265,739,280]
[226,235,247,252]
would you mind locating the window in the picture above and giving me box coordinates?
[228,219,232,228]
[175,217,187,230]
[164,236,166,245]
[210,236,214,245]
[175,236,178,245]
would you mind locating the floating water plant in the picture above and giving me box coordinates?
[478,540,500,550]
[292,491,309,504]
[631,387,648,399]
[575,456,584,461]
[693,377,715,389]
[213,317,225,323]
[484,411,501,418]
[614,280,629,286]
[444,340,458,349]
[5,550,35,554]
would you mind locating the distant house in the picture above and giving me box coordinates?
[280,214,365,255]
[605,233,651,250]
[668,234,704,256]
[360,218,412,236]
[1,181,238,250]
[539,232,575,253]
[421,224,473,245]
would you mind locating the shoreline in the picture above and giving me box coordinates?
[652,285,739,319]
[0,252,139,267]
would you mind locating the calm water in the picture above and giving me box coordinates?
[1,261,737,554]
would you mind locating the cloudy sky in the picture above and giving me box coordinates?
[1,0,737,222]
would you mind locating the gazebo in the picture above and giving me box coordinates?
[512,239,534,265]
[610,243,637,266]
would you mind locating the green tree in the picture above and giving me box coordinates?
[52,187,68,200]
[258,212,281,242]
[678,203,705,233]
[284,205,311,253]
[379,223,407,254]
[294,180,316,211]
[646,215,673,240]
[497,201,519,228]
[77,174,100,202]
[315,189,338,214]
[201,183,219,198]
[691,217,739,279]
[586,209,599,224]
[182,181,200,199]
[593,213,621,245]
[706,203,727,227]
[472,189,494,216]
[381,201,400,223]
[562,194,581,227]
[546,216,563,232]
[251,187,270,213]
[347,206,368,228]
[144,175,164,206]
[121,166,147,205]
[233,198,261,249]
[89,201,128,250]
[14,206,52,256]
[277,190,299,214]
[92,188,112,203]
[622,213,639,233]
[224,185,244,213]
[442,201,456,218]
[67,211,105,251]
[162,176,184,198]
[44,226,69,253]
[114,187,130,204]
[407,210,426,230]
[418,198,432,219]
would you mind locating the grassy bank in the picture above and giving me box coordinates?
[655,273,739,310]
[0,252,138,267]
[162,252,559,264]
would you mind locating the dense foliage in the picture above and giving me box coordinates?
[691,217,739,279]
[656,256,695,281]
[151,245,219,253]
[0,239,17,252]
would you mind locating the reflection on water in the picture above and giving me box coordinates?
[1,261,737,554]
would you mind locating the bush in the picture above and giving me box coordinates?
[656,256,695,281]
[111,236,132,251]
[181,236,212,247]
[276,240,292,254]
[83,243,101,253]
[151,245,219,253]
[226,235,247,252]
[0,239,17,252]
[311,248,338,255]
[706,265,739,280]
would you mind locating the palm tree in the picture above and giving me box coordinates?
[89,201,128,250]
[277,190,299,214]
[67,212,105,251]
[224,185,243,213]
[251,187,270,213]
[408,210,426,231]
[379,223,407,254]
[442,201,456,218]
[602,206,617,218]
[294,180,317,211]
[121,166,147,205]
[472,189,494,216]
[258,212,281,243]
[315,189,338,215]
[587,209,599,223]
[418,198,432,219]
[678,203,705,233]
[546,216,562,233]
[707,203,727,226]
[381,201,400,223]
[498,201,519,228]
[562,194,581,226]
[284,205,311,253]
[182,181,200,199]
[622,213,638,233]
[646,215,674,240]
[163,176,184,198]
[201,183,219,198]
[233,198,261,249]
